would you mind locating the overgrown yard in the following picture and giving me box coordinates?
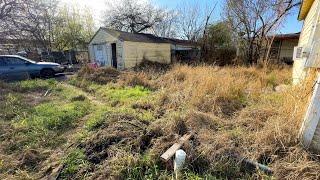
[0,64,318,179]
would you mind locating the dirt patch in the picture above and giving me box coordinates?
[71,95,87,102]
[214,97,246,117]
[24,91,46,106]
[84,133,124,164]
[80,113,150,164]
[19,149,44,170]
[170,117,189,135]
[132,102,154,111]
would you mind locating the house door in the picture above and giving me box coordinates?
[93,44,107,66]
[111,43,117,69]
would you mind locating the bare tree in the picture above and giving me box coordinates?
[0,0,21,37]
[104,0,165,33]
[151,10,178,38]
[0,0,18,20]
[176,0,217,44]
[224,0,300,64]
[3,0,58,50]
[200,2,217,61]
[176,1,204,41]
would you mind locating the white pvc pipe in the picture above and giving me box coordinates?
[174,149,186,179]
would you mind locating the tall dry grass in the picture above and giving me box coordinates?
[148,64,318,179]
[72,64,319,178]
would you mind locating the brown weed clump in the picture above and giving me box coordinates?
[78,66,121,84]
[118,72,154,89]
[133,59,171,74]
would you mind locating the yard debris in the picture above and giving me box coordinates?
[160,133,194,162]
[231,154,273,175]
[275,84,289,92]
[43,89,51,96]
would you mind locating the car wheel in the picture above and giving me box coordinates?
[40,69,55,78]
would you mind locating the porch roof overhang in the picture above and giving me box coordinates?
[299,0,315,20]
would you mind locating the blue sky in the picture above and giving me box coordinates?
[154,0,303,34]
[64,0,303,34]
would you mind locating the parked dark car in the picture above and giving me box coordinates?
[0,55,65,81]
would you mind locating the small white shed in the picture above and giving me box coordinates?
[88,28,198,70]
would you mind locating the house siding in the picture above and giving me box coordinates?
[299,0,319,47]
[293,0,319,84]
[123,41,171,68]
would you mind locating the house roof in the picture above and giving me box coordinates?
[298,0,315,20]
[273,32,300,40]
[100,28,195,46]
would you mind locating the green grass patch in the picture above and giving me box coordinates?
[97,86,151,103]
[121,153,169,179]
[183,171,218,180]
[16,79,57,91]
[85,105,111,131]
[113,106,156,122]
[60,149,91,179]
[20,100,91,131]
[5,100,91,152]
[68,77,102,93]
[0,93,28,121]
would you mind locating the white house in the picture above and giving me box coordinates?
[293,0,320,84]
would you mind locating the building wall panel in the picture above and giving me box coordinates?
[123,41,171,68]
[293,0,319,84]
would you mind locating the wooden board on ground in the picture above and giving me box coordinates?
[160,133,193,162]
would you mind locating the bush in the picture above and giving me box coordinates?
[133,59,171,73]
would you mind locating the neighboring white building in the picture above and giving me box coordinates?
[88,28,199,70]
